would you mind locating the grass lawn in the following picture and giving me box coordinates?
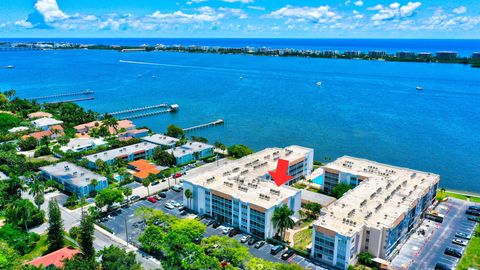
[292,183,307,189]
[293,228,312,251]
[457,225,480,270]
[20,234,78,262]
[437,190,480,203]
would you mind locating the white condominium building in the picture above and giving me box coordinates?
[182,145,314,239]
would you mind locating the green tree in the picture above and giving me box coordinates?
[78,213,95,259]
[227,144,253,159]
[98,245,142,270]
[214,141,226,150]
[28,178,45,210]
[152,147,176,167]
[69,226,80,241]
[166,124,185,138]
[47,200,65,252]
[142,176,153,197]
[18,136,38,151]
[102,113,119,134]
[332,183,353,199]
[138,225,165,254]
[95,188,124,211]
[358,252,374,267]
[300,202,322,221]
[184,189,193,209]
[5,199,45,231]
[63,256,98,270]
[0,176,26,204]
[0,240,20,270]
[0,224,40,255]
[271,204,295,241]
[201,236,251,267]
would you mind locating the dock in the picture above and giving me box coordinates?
[46,97,95,104]
[184,119,224,132]
[26,90,94,101]
[120,109,173,120]
[109,104,171,116]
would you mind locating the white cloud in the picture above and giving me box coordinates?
[371,2,422,21]
[268,5,340,23]
[186,0,208,5]
[222,0,254,3]
[354,1,364,7]
[247,6,265,11]
[453,6,467,14]
[34,0,68,22]
[14,20,33,28]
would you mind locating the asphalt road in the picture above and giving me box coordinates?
[391,198,478,270]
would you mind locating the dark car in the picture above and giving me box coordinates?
[151,180,160,186]
[130,195,140,201]
[248,238,258,245]
[212,221,221,228]
[434,262,452,270]
[281,249,295,260]
[468,205,480,211]
[207,220,216,227]
[270,245,283,255]
[468,216,480,222]
[178,206,186,211]
[466,209,480,216]
[158,192,167,198]
[444,247,462,258]
[254,241,265,249]
[180,210,187,216]
[228,228,240,237]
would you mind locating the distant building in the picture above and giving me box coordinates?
[84,142,159,168]
[472,52,480,59]
[182,145,313,239]
[141,134,179,148]
[368,51,387,58]
[27,246,80,269]
[418,52,432,58]
[344,51,361,57]
[324,50,339,57]
[436,51,458,60]
[28,111,53,119]
[396,51,416,59]
[40,162,108,197]
[60,137,107,153]
[8,126,29,133]
[311,156,439,270]
[31,117,63,131]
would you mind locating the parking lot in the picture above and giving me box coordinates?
[101,187,328,269]
[391,198,478,270]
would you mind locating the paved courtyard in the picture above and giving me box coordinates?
[391,198,478,270]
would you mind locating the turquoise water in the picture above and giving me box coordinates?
[1,49,479,192]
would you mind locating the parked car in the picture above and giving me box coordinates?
[180,210,187,216]
[444,247,462,258]
[153,194,162,200]
[147,197,157,203]
[164,203,175,209]
[270,245,283,255]
[254,241,265,249]
[222,227,232,235]
[174,172,183,178]
[228,228,240,237]
[130,195,140,201]
[172,184,183,192]
[452,238,468,247]
[466,209,480,216]
[468,205,480,211]
[207,220,216,227]
[468,216,480,222]
[281,249,295,260]
[455,232,471,240]
[240,235,251,243]
[434,262,452,270]
[248,238,258,245]
[151,180,160,186]
[212,221,221,228]
[178,206,186,211]
[169,200,181,208]
[158,192,167,198]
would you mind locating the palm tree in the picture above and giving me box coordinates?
[142,176,153,197]
[4,176,26,201]
[102,113,119,134]
[271,204,295,241]
[90,179,98,195]
[122,187,132,205]
[28,179,46,210]
[184,189,193,209]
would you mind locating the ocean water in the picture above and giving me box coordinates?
[1,46,479,192]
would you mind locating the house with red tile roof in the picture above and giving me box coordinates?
[128,159,166,180]
[28,111,53,119]
[22,125,64,141]
[74,119,135,135]
[27,246,80,268]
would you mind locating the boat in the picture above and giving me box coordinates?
[316,81,322,87]
[239,76,244,80]
[416,86,423,91]
[152,75,156,78]
[6,65,14,69]
[138,74,142,78]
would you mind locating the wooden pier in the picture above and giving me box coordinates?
[46,97,95,104]
[109,104,170,116]
[120,109,173,120]
[26,90,94,101]
[184,119,224,132]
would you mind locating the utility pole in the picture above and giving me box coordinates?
[125,217,128,247]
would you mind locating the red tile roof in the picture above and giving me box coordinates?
[27,246,80,268]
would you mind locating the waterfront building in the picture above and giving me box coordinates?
[324,50,339,57]
[40,162,109,197]
[31,117,63,131]
[141,134,179,148]
[118,128,149,139]
[74,119,135,134]
[182,145,313,239]
[396,51,416,59]
[84,142,158,168]
[418,52,432,58]
[344,51,361,57]
[167,146,195,165]
[436,51,458,60]
[368,51,387,58]
[22,125,64,142]
[59,137,107,153]
[311,156,439,270]
[472,52,480,59]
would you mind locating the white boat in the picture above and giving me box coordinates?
[416,86,423,90]
[152,75,156,78]
[239,76,244,80]
[6,65,14,69]
[316,81,322,87]
[138,74,142,78]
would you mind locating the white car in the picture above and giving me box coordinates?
[452,238,468,247]
[164,203,175,209]
[222,227,232,234]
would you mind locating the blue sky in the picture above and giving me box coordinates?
[0,0,479,38]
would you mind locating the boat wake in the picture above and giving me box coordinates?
[119,59,238,73]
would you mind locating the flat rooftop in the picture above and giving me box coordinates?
[183,145,312,210]
[84,142,158,163]
[168,146,194,157]
[314,156,440,237]
[183,141,214,152]
[141,134,179,146]
[31,117,63,127]
[40,162,105,187]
